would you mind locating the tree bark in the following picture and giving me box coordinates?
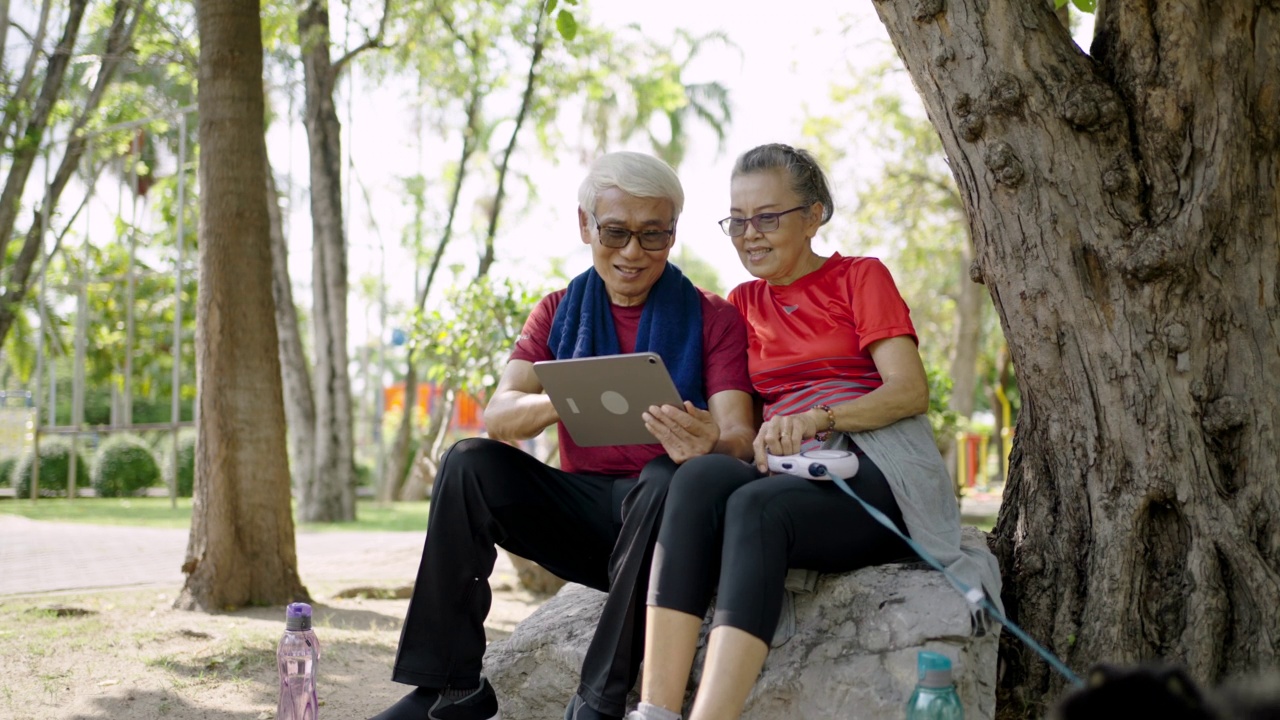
[298,0,355,522]
[874,0,1280,712]
[267,157,316,495]
[178,0,307,611]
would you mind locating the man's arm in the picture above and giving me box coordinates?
[707,389,755,460]
[642,388,755,464]
[482,359,560,442]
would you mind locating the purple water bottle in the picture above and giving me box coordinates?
[277,602,320,719]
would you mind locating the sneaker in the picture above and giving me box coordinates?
[370,678,500,720]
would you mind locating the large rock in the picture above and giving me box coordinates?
[484,547,999,719]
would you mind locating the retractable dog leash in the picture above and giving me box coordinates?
[768,450,1084,688]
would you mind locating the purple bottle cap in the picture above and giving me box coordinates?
[285,602,313,630]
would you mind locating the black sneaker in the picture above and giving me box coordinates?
[370,678,500,720]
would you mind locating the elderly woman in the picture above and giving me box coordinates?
[632,144,1003,720]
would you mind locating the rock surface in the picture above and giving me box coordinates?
[484,552,999,720]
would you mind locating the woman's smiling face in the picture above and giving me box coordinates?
[728,169,824,285]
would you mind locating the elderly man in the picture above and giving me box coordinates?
[371,152,756,720]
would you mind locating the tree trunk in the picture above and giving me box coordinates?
[267,157,316,495]
[949,253,985,423]
[379,360,417,501]
[874,0,1280,712]
[178,0,307,611]
[298,0,355,522]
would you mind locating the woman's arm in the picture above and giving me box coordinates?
[483,359,560,442]
[752,335,929,468]
[808,335,929,433]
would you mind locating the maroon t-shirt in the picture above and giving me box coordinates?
[511,288,753,476]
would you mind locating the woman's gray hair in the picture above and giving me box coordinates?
[578,151,684,218]
[732,144,834,225]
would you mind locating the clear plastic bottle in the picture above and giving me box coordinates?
[277,602,321,720]
[905,651,964,720]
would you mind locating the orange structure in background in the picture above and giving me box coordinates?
[383,383,485,432]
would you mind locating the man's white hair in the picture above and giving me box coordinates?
[578,152,684,218]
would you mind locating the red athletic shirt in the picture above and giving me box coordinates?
[510,287,752,476]
[728,253,917,421]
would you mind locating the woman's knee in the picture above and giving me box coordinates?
[668,454,756,501]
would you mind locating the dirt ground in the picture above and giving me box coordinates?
[0,557,546,720]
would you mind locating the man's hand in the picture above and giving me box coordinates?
[643,401,720,464]
[752,411,821,472]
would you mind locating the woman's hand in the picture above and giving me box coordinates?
[752,411,822,472]
[643,401,720,464]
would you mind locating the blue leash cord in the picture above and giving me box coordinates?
[825,472,1084,688]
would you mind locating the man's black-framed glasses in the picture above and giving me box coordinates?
[591,214,675,251]
[718,206,807,237]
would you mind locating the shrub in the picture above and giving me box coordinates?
[92,435,160,498]
[12,438,90,497]
[163,432,197,497]
[0,456,16,487]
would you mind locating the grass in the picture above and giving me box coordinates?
[0,496,432,532]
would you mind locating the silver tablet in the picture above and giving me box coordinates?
[532,352,684,447]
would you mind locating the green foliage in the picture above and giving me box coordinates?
[671,246,723,296]
[91,435,161,498]
[417,277,545,403]
[0,456,17,487]
[926,365,960,452]
[12,439,90,498]
[163,431,197,497]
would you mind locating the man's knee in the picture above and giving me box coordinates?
[434,437,514,496]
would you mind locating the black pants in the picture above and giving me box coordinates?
[391,437,676,716]
[647,453,912,643]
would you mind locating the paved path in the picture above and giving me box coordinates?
[0,514,437,597]
[1,484,1000,597]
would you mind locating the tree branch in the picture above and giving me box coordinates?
[0,0,52,146]
[331,0,392,78]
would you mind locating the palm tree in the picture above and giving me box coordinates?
[581,28,737,169]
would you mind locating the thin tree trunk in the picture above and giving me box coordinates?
[267,157,316,495]
[382,86,482,499]
[298,0,355,522]
[0,0,87,278]
[948,252,985,424]
[476,0,548,278]
[874,0,1280,712]
[0,0,144,347]
[399,387,454,501]
[178,0,307,611]
[0,0,52,149]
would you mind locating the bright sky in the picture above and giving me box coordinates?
[269,0,895,345]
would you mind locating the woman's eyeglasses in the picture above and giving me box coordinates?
[718,206,807,237]
[592,215,675,251]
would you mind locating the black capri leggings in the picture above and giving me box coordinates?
[647,452,913,643]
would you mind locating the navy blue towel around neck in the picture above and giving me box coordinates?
[547,264,706,409]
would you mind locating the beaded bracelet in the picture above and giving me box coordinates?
[813,403,836,440]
